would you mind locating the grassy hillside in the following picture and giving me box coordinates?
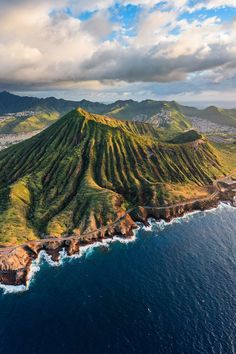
[1,92,236,135]
[0,92,115,134]
[168,130,202,144]
[0,91,78,115]
[179,105,236,128]
[0,108,234,246]
[0,111,60,134]
[106,100,191,130]
[109,100,236,129]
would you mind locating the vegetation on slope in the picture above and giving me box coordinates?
[2,92,236,135]
[179,105,236,128]
[0,111,60,134]
[0,108,233,246]
[168,130,202,144]
[0,91,78,115]
[106,100,191,131]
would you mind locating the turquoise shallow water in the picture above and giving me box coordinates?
[0,204,236,354]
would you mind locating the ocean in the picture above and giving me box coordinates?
[0,203,236,354]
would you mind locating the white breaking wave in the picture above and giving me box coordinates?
[0,230,139,295]
[141,210,202,233]
[204,201,234,213]
[141,202,235,234]
[0,283,27,295]
[60,233,138,261]
[1,202,235,295]
[0,255,41,295]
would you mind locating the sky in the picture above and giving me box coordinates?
[0,0,236,105]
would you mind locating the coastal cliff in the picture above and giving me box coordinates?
[1,192,233,286]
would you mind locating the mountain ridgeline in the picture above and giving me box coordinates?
[1,92,236,135]
[0,108,230,246]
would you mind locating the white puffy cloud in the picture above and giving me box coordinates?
[189,0,236,11]
[80,10,115,39]
[0,0,235,103]
[0,1,99,87]
[78,10,236,85]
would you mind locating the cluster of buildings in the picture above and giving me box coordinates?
[187,116,236,135]
[0,110,37,122]
[132,109,173,126]
[148,109,172,126]
[6,110,36,117]
[0,132,39,151]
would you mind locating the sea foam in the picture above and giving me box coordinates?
[1,202,235,295]
[141,209,202,234]
[140,202,235,234]
[0,231,138,294]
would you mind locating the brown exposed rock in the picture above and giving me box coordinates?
[0,247,32,285]
[0,191,234,287]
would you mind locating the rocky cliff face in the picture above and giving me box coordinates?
[0,210,137,285]
[132,198,220,224]
[0,193,227,286]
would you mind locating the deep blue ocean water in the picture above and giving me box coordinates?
[0,204,236,354]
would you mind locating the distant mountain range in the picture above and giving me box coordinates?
[0,91,236,134]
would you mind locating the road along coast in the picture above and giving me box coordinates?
[0,177,235,287]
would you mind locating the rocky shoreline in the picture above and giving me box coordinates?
[0,191,235,287]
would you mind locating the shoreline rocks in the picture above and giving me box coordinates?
[0,195,234,287]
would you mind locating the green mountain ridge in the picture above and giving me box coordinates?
[179,105,236,128]
[0,107,233,246]
[1,92,236,135]
[0,111,60,134]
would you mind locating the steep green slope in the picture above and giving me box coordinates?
[0,92,116,134]
[0,93,190,135]
[106,100,191,131]
[0,91,78,115]
[110,100,236,129]
[2,92,236,135]
[168,130,202,144]
[0,91,107,119]
[0,108,230,246]
[0,111,59,134]
[179,105,236,128]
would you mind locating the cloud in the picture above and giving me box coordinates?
[0,0,235,103]
[188,0,236,12]
[80,10,115,39]
[79,12,236,85]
